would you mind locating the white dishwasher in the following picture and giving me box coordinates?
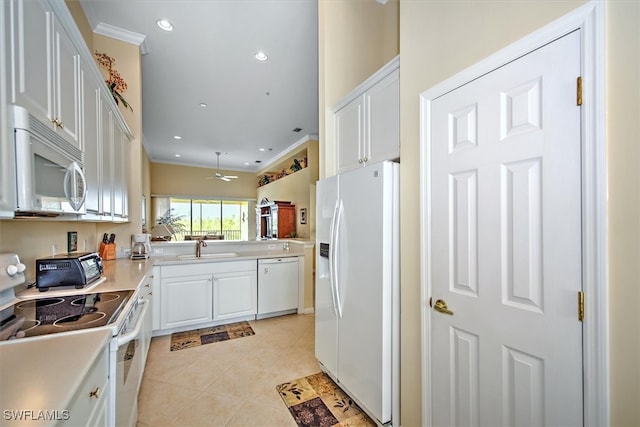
[257,257,299,319]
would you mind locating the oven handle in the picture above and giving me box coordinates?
[116,300,149,347]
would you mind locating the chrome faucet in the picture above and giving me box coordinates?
[195,238,207,257]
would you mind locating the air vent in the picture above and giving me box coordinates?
[292,128,302,133]
[255,160,262,163]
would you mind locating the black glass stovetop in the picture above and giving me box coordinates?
[0,290,134,341]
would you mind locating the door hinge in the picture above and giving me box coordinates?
[578,291,585,322]
[577,76,583,106]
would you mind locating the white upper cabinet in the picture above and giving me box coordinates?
[8,0,81,149]
[81,60,102,216]
[4,0,132,222]
[335,57,399,174]
[0,0,16,217]
[112,120,128,219]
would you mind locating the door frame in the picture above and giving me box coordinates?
[418,2,606,426]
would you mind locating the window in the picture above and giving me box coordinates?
[164,198,251,241]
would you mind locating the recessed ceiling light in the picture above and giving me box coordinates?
[199,103,208,108]
[157,19,174,32]
[244,162,250,166]
[174,154,181,157]
[173,135,182,140]
[255,51,268,61]
[259,148,266,152]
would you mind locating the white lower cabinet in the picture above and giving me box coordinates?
[213,270,257,321]
[61,345,109,426]
[160,274,213,330]
[158,260,258,332]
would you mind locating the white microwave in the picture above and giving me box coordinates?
[12,105,87,216]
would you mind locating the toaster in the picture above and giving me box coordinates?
[35,252,103,292]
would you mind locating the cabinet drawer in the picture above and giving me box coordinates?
[63,345,109,426]
[210,260,256,273]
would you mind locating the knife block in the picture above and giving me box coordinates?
[99,242,116,260]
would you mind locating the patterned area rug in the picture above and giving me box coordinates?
[170,321,254,351]
[277,372,376,427]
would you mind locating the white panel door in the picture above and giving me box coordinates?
[427,31,583,426]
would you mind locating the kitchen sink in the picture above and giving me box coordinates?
[177,253,238,260]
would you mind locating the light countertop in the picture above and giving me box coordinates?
[152,250,303,266]
[16,257,153,299]
[2,258,154,426]
[0,328,112,427]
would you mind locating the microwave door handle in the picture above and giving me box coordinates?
[115,300,149,347]
[63,162,86,211]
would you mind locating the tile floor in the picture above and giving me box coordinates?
[137,314,318,427]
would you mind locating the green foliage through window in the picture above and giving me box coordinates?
[169,198,249,241]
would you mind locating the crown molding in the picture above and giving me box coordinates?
[94,22,149,55]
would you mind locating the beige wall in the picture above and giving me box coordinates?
[256,140,319,240]
[257,168,313,239]
[607,1,640,424]
[150,162,257,200]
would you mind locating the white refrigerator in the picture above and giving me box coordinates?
[315,160,399,426]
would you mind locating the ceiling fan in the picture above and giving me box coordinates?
[206,152,238,182]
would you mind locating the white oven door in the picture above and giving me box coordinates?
[109,298,151,427]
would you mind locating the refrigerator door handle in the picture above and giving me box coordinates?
[328,200,339,317]
[333,200,344,319]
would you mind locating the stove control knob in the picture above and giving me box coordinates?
[6,263,26,277]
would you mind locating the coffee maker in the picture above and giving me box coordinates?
[130,234,151,260]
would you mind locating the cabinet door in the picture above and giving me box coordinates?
[151,266,161,331]
[365,69,399,165]
[161,274,213,330]
[112,121,128,219]
[9,0,51,123]
[52,11,80,148]
[100,97,113,218]
[112,124,123,217]
[9,0,80,149]
[277,206,296,238]
[0,0,16,217]
[213,270,257,321]
[64,346,109,427]
[81,63,101,215]
[335,95,364,174]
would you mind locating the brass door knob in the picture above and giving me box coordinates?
[433,299,454,315]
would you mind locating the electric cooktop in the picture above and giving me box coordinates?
[0,290,134,341]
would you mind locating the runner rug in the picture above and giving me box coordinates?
[169,321,254,351]
[276,372,376,427]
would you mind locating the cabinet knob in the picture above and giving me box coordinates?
[358,158,364,164]
[89,387,100,399]
[363,157,368,163]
